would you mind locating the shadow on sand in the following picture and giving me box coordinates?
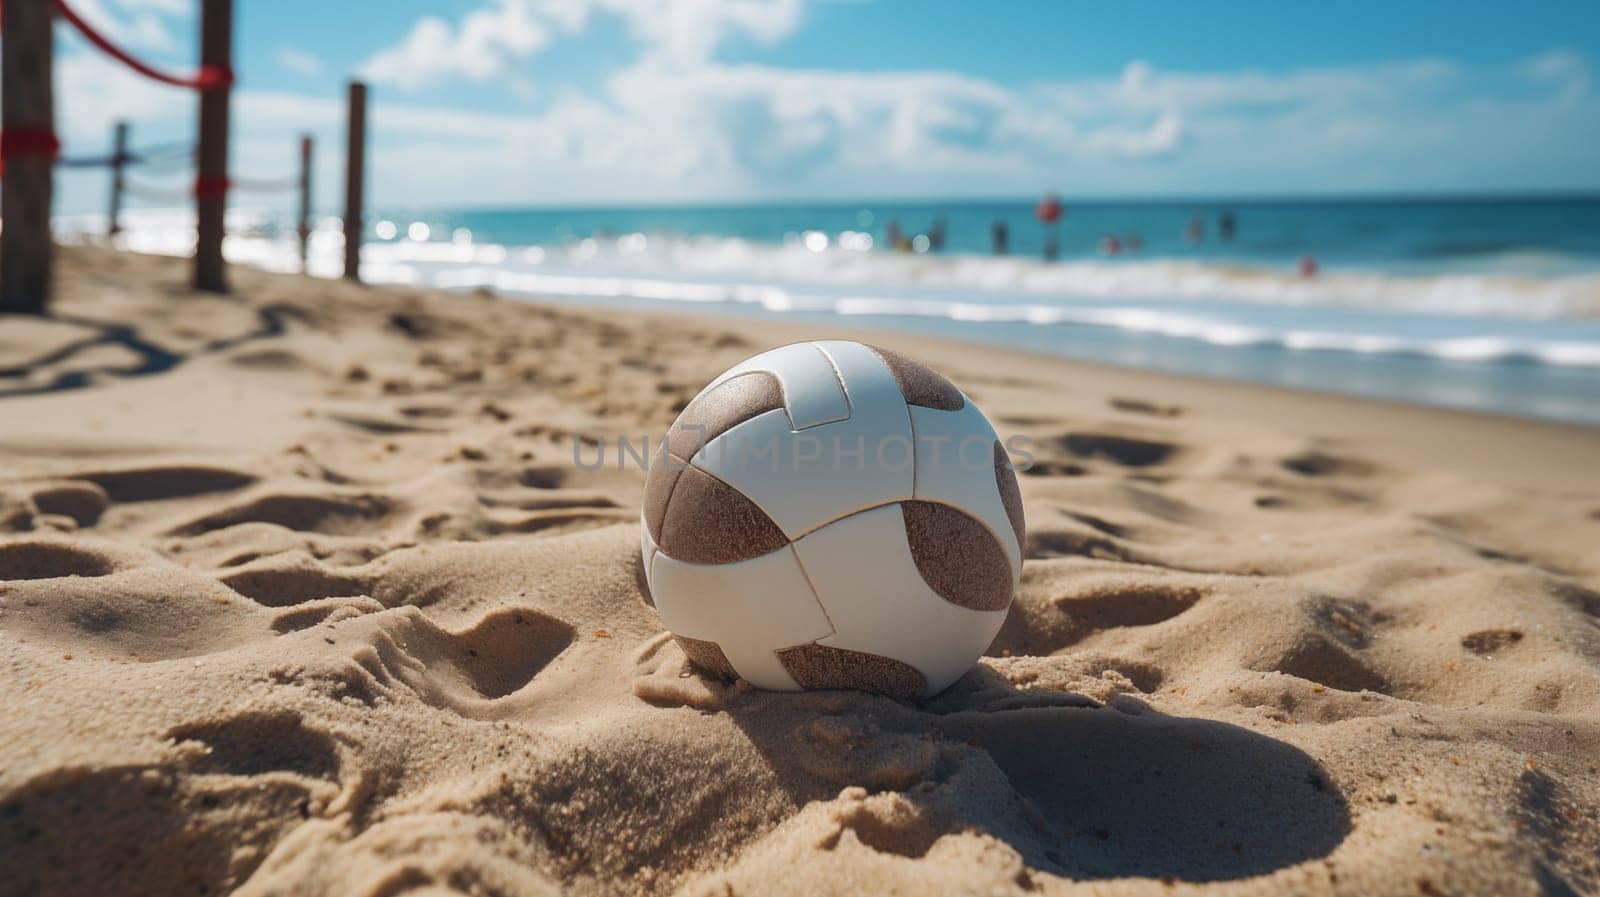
[0,304,295,399]
[717,662,1351,884]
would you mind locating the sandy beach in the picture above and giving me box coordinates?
[2,246,1599,897]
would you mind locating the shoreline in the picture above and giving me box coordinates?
[13,245,1600,490]
[12,245,1599,476]
[54,209,1600,426]
[586,301,1600,492]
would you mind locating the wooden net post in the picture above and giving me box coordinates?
[297,134,313,272]
[0,0,57,314]
[342,81,367,282]
[108,120,128,237]
[192,0,232,293]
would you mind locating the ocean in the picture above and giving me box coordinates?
[64,196,1600,425]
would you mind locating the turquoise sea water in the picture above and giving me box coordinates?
[84,196,1600,424]
[432,197,1600,277]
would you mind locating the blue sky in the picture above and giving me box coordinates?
[50,0,1600,214]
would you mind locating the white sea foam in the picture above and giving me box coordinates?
[56,209,1600,370]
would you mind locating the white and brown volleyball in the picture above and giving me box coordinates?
[640,340,1025,700]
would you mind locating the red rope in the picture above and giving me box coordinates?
[53,0,233,91]
[0,129,61,160]
[0,128,61,175]
[193,175,229,198]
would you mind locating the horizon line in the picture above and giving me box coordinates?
[50,187,1600,220]
[392,188,1600,217]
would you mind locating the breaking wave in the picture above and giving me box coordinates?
[58,209,1600,371]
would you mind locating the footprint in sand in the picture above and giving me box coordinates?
[269,595,386,634]
[219,554,375,607]
[1045,583,1206,651]
[397,403,459,420]
[77,464,258,502]
[0,539,117,579]
[1058,431,1179,468]
[1109,396,1183,417]
[440,609,577,699]
[336,608,577,713]
[24,482,111,528]
[0,547,273,663]
[1024,528,1141,563]
[1018,460,1087,477]
[1280,451,1376,478]
[169,492,397,538]
[5,465,259,534]
[168,710,341,780]
[1260,632,1390,695]
[0,757,328,896]
[323,410,447,435]
[1461,628,1524,655]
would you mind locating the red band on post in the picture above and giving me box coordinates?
[0,129,62,160]
[194,176,230,198]
[196,66,235,90]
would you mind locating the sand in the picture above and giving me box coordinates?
[2,245,1598,897]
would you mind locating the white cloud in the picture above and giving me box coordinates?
[274,47,324,78]
[231,49,1600,205]
[112,0,191,14]
[1099,57,1460,113]
[55,42,193,144]
[1083,112,1184,158]
[344,1,1598,202]
[58,0,180,52]
[595,0,803,65]
[1520,49,1591,100]
[358,0,803,91]
[359,0,552,92]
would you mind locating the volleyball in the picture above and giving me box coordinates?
[640,340,1025,699]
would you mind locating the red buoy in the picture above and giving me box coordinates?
[1035,193,1063,224]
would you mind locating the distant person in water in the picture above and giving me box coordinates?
[1126,231,1144,253]
[1185,216,1205,244]
[1298,255,1319,278]
[886,220,912,253]
[992,219,1009,255]
[1035,193,1064,262]
[1098,234,1122,256]
[929,217,947,252]
[1219,210,1237,242]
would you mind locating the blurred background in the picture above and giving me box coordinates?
[48,0,1600,422]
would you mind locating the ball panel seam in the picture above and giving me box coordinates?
[792,504,1010,696]
[649,543,833,691]
[701,342,850,430]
